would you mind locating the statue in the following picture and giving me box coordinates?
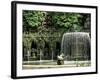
[57,53,64,65]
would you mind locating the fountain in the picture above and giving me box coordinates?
[23,32,91,68]
[61,32,90,61]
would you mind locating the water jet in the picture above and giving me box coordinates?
[61,32,90,61]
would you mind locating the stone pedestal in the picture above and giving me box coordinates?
[57,59,64,65]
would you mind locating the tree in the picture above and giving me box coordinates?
[23,10,91,60]
[23,10,46,32]
[51,12,83,32]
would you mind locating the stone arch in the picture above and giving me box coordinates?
[31,40,38,58]
[53,41,61,60]
[43,41,50,60]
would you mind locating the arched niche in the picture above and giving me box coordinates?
[31,40,38,59]
[43,41,50,60]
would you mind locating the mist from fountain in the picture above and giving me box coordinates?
[61,32,90,61]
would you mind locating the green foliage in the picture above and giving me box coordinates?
[51,12,82,31]
[23,10,46,32]
[23,10,90,33]
[23,10,91,51]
